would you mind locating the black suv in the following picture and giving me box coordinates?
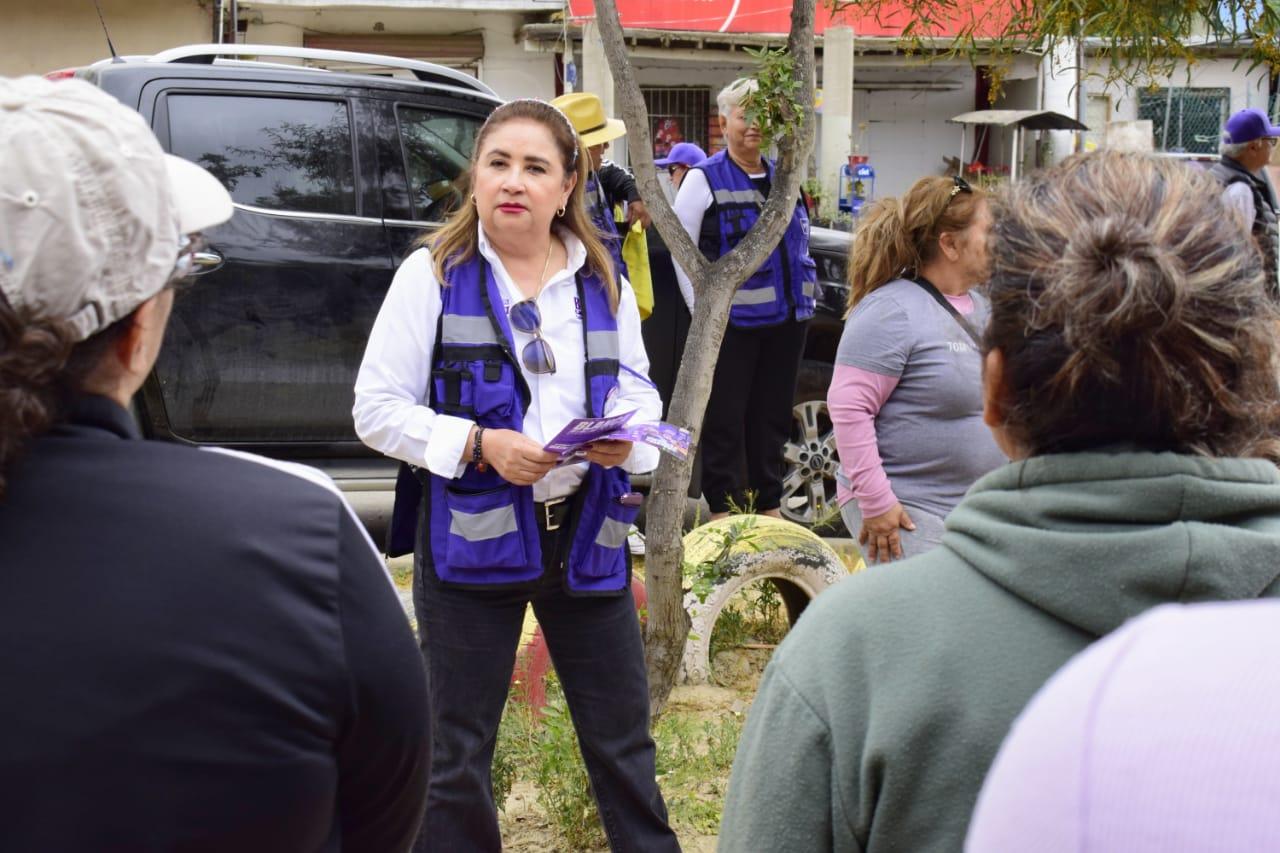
[68,45,849,541]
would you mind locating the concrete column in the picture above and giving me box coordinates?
[1041,37,1080,165]
[581,18,626,167]
[819,26,854,220]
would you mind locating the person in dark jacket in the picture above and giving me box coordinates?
[552,92,650,280]
[0,76,430,853]
[720,151,1280,852]
[1211,108,1279,295]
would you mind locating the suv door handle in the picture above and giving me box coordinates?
[190,250,225,274]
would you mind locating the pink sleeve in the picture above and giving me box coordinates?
[827,363,900,518]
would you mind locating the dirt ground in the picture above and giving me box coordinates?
[498,666,768,852]
[387,554,782,851]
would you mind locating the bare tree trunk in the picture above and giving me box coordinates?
[593,0,817,715]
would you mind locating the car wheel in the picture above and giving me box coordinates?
[780,399,845,533]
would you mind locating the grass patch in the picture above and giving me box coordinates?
[494,674,745,847]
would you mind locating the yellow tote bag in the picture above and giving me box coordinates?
[621,220,654,320]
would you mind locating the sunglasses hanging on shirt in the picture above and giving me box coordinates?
[508,300,557,375]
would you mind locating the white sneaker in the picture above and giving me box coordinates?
[627,528,646,556]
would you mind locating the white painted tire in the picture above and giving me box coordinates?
[680,515,860,684]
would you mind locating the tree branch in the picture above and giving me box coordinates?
[592,0,818,715]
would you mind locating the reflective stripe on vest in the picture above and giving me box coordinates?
[594,516,632,549]
[442,313,503,345]
[732,287,777,306]
[586,329,619,361]
[696,149,816,327]
[713,188,766,206]
[449,504,519,541]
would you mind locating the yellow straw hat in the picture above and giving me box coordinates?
[550,92,627,147]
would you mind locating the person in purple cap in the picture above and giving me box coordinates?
[655,141,707,191]
[1211,107,1279,294]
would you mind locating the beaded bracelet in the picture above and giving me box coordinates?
[472,426,488,473]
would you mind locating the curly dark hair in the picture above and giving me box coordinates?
[0,296,134,500]
[984,150,1280,460]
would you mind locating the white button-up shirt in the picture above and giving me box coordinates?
[353,226,662,502]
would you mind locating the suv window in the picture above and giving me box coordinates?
[168,95,357,215]
[396,105,481,221]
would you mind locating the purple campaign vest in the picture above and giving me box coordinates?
[586,171,629,282]
[423,253,636,593]
[696,150,816,328]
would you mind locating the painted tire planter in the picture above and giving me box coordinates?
[681,515,859,685]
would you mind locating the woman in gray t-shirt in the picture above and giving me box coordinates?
[827,176,1008,562]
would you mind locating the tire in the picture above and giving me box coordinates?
[681,515,853,684]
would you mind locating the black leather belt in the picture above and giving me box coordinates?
[535,497,571,532]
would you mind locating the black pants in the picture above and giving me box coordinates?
[411,518,679,852]
[701,315,809,513]
[641,230,701,498]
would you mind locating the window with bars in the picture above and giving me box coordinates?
[1138,87,1230,154]
[641,87,712,158]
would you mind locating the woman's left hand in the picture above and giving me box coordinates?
[585,440,632,468]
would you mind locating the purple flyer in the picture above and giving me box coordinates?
[543,412,692,462]
[542,410,638,457]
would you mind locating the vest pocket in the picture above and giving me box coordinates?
[570,476,640,580]
[471,360,516,420]
[443,485,528,571]
[799,255,817,301]
[431,367,473,416]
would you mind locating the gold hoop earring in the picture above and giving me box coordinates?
[471,195,477,207]
[557,204,566,217]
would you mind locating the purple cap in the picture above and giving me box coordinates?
[655,142,707,168]
[1223,108,1280,144]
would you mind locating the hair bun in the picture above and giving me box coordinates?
[1058,214,1187,345]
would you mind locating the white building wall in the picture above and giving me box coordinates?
[3,0,208,77]
[242,7,556,98]
[1089,56,1272,121]
[1078,55,1272,155]
[854,75,977,199]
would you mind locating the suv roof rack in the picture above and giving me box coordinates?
[148,44,499,98]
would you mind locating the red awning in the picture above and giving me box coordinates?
[566,1,1010,38]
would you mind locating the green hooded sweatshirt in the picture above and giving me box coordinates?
[719,452,1280,853]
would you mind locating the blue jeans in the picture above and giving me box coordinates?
[412,519,680,852]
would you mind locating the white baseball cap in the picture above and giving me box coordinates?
[0,76,233,341]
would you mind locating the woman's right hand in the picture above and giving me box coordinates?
[859,503,916,564]
[478,428,559,486]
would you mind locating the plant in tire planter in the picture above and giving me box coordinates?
[680,515,860,684]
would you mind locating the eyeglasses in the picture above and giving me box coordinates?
[949,175,973,198]
[508,299,557,374]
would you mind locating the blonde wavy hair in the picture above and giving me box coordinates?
[422,99,619,311]
[844,175,987,316]
[986,150,1280,459]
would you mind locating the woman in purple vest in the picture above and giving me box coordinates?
[827,176,1007,563]
[353,100,678,852]
[672,77,818,520]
